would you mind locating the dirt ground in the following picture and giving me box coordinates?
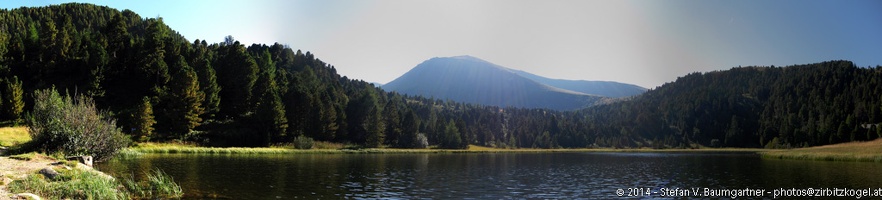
[0,154,58,200]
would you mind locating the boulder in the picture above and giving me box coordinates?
[38,167,59,180]
[66,156,93,167]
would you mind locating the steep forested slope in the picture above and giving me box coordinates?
[581,61,882,148]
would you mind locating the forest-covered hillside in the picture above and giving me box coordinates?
[1,3,879,149]
[582,61,882,148]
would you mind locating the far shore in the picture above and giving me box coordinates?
[759,139,882,162]
[132,140,882,163]
[128,143,768,155]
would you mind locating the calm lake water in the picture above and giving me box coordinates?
[97,152,882,199]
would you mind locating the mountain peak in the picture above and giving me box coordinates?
[384,56,628,110]
[447,55,486,62]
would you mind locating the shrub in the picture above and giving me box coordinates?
[293,135,314,149]
[413,133,429,149]
[396,131,428,149]
[26,89,131,161]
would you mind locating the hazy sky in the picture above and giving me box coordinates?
[3,0,881,88]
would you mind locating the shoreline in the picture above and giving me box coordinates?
[131,141,882,163]
[758,139,882,162]
[0,153,116,199]
[128,144,768,155]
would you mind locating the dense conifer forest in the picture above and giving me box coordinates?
[1,3,880,149]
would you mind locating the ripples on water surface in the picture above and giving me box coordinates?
[97,152,882,199]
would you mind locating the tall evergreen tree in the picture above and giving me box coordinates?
[135,18,171,101]
[440,119,466,149]
[132,96,156,142]
[255,89,287,145]
[286,66,318,138]
[383,96,402,146]
[346,85,384,147]
[105,13,131,60]
[253,50,287,145]
[157,60,204,138]
[1,76,24,121]
[214,37,257,118]
[398,109,421,148]
[190,40,220,117]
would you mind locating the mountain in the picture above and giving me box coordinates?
[510,69,646,97]
[383,56,607,110]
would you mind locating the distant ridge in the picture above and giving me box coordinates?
[383,56,628,110]
[510,69,646,98]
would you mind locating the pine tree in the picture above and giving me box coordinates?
[346,84,384,147]
[253,50,287,145]
[383,96,402,146]
[214,37,258,118]
[190,40,220,117]
[135,18,171,100]
[255,89,287,145]
[132,96,156,142]
[158,60,204,138]
[286,66,319,139]
[363,89,385,148]
[440,119,465,149]
[1,76,24,121]
[398,109,421,148]
[105,13,131,60]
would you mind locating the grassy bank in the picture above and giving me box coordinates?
[760,139,882,162]
[1,153,127,199]
[130,143,767,155]
[0,127,182,199]
[8,165,130,199]
[0,127,29,147]
[1,153,182,200]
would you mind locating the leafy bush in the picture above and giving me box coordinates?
[293,135,314,149]
[26,89,131,161]
[413,133,429,149]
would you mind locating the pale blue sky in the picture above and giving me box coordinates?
[3,0,881,88]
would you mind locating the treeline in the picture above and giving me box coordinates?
[587,61,882,148]
[1,4,880,149]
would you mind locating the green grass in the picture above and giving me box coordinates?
[9,152,39,161]
[0,126,30,147]
[5,152,183,200]
[312,141,344,149]
[132,142,308,154]
[123,169,183,199]
[8,167,130,200]
[760,139,882,162]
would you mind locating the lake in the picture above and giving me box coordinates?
[97,152,882,199]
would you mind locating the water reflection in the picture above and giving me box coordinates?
[97,152,882,199]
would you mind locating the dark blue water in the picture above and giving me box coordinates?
[96,152,882,199]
